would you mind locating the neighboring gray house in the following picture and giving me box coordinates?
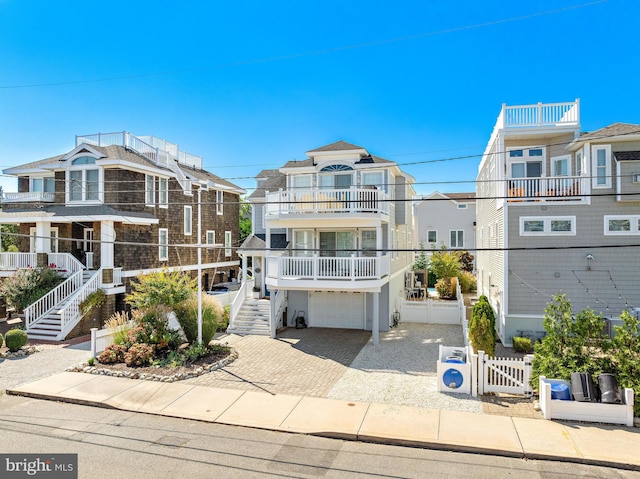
[476,99,640,346]
[414,192,476,262]
[234,141,416,344]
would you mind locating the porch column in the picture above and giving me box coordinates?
[372,292,379,346]
[264,227,271,297]
[35,222,51,253]
[241,254,248,284]
[376,225,382,257]
[101,221,115,285]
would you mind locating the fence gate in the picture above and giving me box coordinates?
[476,351,534,396]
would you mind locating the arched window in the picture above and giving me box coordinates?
[320,164,352,172]
[319,164,353,189]
[71,156,97,166]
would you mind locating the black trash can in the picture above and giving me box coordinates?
[598,373,622,404]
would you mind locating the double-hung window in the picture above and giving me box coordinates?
[184,206,192,235]
[68,156,101,203]
[592,145,612,188]
[206,230,215,245]
[450,230,464,248]
[225,231,232,256]
[145,175,155,206]
[159,177,168,207]
[159,228,168,261]
[216,190,223,215]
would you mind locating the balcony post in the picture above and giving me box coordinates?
[372,292,379,346]
[351,254,355,282]
[101,220,115,287]
[537,102,543,126]
[313,254,318,280]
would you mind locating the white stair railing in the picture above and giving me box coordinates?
[24,270,84,328]
[47,253,84,274]
[59,268,103,339]
[270,289,287,338]
[228,279,251,332]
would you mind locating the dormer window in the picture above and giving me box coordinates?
[67,155,102,203]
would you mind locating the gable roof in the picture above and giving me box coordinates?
[445,192,476,201]
[307,140,366,153]
[577,123,640,141]
[249,169,286,199]
[614,151,640,161]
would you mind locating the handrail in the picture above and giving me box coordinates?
[0,253,36,270]
[272,255,387,280]
[500,100,579,128]
[47,253,84,274]
[59,268,103,338]
[24,269,83,328]
[229,278,251,331]
[271,289,287,338]
[265,187,389,216]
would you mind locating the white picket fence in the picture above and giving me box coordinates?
[399,282,466,324]
[474,350,535,397]
[90,323,133,358]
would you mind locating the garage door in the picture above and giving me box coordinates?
[308,292,364,329]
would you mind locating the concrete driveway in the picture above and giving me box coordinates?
[187,323,483,413]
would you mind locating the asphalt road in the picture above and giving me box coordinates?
[0,395,637,479]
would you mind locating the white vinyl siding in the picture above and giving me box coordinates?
[159,228,168,261]
[184,206,192,235]
[520,216,576,236]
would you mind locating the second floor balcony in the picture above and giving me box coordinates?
[264,187,390,225]
[266,254,390,291]
[1,191,55,204]
[506,175,589,204]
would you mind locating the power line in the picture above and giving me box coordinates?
[0,1,605,90]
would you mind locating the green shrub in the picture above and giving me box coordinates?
[531,294,612,389]
[97,344,127,364]
[129,306,179,352]
[124,343,155,367]
[126,269,196,310]
[512,336,533,354]
[435,278,455,299]
[0,266,64,311]
[105,311,132,346]
[5,328,28,352]
[80,289,105,316]
[87,357,95,366]
[173,294,222,345]
[0,332,3,349]
[457,271,477,294]
[611,310,640,416]
[218,305,230,332]
[184,342,209,362]
[471,295,496,342]
[469,295,496,356]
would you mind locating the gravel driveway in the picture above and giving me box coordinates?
[327,323,483,413]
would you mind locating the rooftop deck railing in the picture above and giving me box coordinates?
[497,100,580,129]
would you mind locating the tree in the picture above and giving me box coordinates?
[239,197,252,243]
[413,242,428,270]
[469,295,496,355]
[455,250,474,273]
[1,224,19,252]
[429,245,462,280]
[126,269,196,310]
[0,266,65,311]
[611,310,640,416]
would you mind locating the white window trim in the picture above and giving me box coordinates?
[206,230,215,245]
[30,176,55,193]
[507,146,546,178]
[225,230,232,257]
[604,215,640,235]
[427,230,438,244]
[159,228,168,261]
[158,177,168,208]
[592,145,612,189]
[66,162,103,204]
[551,155,572,177]
[520,216,576,236]
[216,190,223,215]
[449,230,464,248]
[145,174,155,206]
[184,205,192,236]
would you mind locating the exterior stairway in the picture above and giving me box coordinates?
[27,270,94,341]
[227,299,271,336]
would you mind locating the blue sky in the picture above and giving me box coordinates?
[1,0,638,196]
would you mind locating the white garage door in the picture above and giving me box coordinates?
[308,292,364,329]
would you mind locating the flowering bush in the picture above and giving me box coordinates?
[124,343,155,367]
[97,344,127,364]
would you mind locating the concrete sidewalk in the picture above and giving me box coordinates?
[7,372,640,471]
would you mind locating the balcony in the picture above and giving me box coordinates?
[266,254,390,291]
[1,191,55,203]
[506,175,588,204]
[497,100,580,129]
[264,188,389,226]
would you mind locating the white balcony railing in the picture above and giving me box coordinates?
[0,253,36,270]
[498,100,579,129]
[506,175,588,202]
[47,253,84,274]
[265,188,389,216]
[267,255,388,281]
[1,192,55,203]
[113,267,123,285]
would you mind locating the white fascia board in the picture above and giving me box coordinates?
[97,159,172,178]
[307,148,368,158]
[62,143,107,161]
[0,212,158,225]
[279,166,316,174]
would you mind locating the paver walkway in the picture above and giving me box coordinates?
[185,328,370,397]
